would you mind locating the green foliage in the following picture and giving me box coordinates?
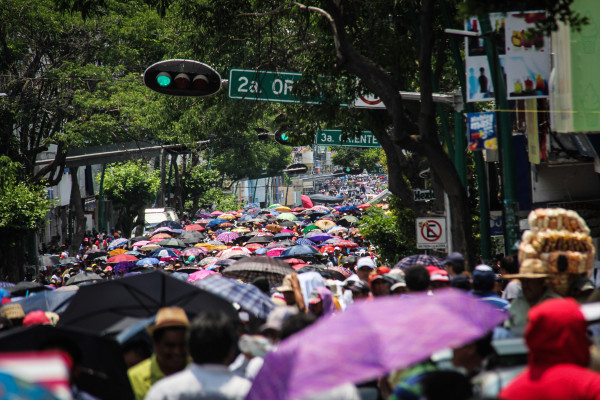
[359,195,417,265]
[332,148,383,172]
[101,161,160,211]
[0,157,52,230]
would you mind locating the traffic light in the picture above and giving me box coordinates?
[333,169,346,177]
[255,128,274,141]
[274,131,294,146]
[143,59,222,97]
[344,166,363,175]
[283,163,309,176]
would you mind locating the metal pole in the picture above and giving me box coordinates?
[479,14,520,255]
[454,112,467,189]
[97,164,106,233]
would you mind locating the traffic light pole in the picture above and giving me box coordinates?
[479,14,520,255]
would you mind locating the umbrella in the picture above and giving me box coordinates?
[107,238,128,250]
[200,257,219,267]
[305,233,333,242]
[276,213,298,221]
[247,236,274,244]
[192,275,276,319]
[273,232,296,240]
[327,226,348,235]
[279,245,321,258]
[315,220,336,231]
[219,246,251,260]
[296,238,316,246]
[326,266,353,279]
[268,204,283,209]
[136,257,160,266]
[154,220,183,230]
[186,270,219,282]
[232,227,251,233]
[184,224,205,231]
[265,224,284,233]
[222,257,296,285]
[150,226,173,236]
[58,271,237,335]
[266,249,286,257]
[157,238,186,248]
[132,240,150,247]
[245,243,264,251]
[14,289,77,314]
[275,206,292,212]
[333,240,359,248]
[0,324,134,399]
[302,225,320,234]
[140,244,161,252]
[0,370,59,399]
[150,232,172,240]
[357,203,372,209]
[149,248,180,258]
[338,206,359,214]
[246,288,508,400]
[181,248,206,257]
[279,220,297,228]
[8,282,49,297]
[211,211,224,216]
[109,248,128,257]
[219,214,236,220]
[296,266,345,281]
[83,251,108,261]
[393,254,444,270]
[38,255,60,267]
[206,218,227,228]
[66,271,104,286]
[180,230,205,242]
[276,239,298,248]
[107,254,139,264]
[216,232,240,243]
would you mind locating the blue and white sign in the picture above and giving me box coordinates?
[467,112,497,151]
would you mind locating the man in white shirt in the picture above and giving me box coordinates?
[145,310,251,400]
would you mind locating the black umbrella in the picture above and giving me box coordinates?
[153,220,183,230]
[247,235,274,244]
[66,271,104,286]
[7,281,49,297]
[84,251,108,261]
[58,271,237,335]
[222,257,296,285]
[0,325,133,400]
[273,232,296,240]
[38,255,59,266]
[279,220,297,228]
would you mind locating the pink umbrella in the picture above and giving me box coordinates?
[132,240,150,247]
[246,288,508,400]
[281,229,294,233]
[216,232,240,243]
[187,269,220,282]
[266,249,286,257]
[219,246,251,260]
[211,211,224,216]
[182,247,207,257]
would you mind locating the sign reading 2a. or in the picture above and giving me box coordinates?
[416,217,447,250]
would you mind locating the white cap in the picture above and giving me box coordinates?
[356,256,376,270]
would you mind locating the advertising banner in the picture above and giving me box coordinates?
[467,112,497,150]
[465,11,550,103]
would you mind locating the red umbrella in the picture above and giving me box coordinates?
[335,240,359,248]
[184,224,205,231]
[151,232,172,240]
[245,243,264,251]
[358,204,372,209]
[291,207,305,212]
[107,254,139,263]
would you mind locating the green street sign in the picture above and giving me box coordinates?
[229,69,313,104]
[316,130,381,148]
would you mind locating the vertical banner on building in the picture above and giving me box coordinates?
[525,99,541,164]
[467,112,497,150]
[465,11,550,103]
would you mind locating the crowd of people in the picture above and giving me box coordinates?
[1,200,600,399]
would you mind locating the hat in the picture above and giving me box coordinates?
[104,266,113,272]
[334,247,341,251]
[308,291,323,305]
[443,252,464,265]
[504,259,549,279]
[44,312,60,326]
[390,281,407,292]
[472,264,495,286]
[276,274,294,292]
[0,303,25,320]
[356,256,376,270]
[163,265,174,271]
[147,307,190,334]
[431,272,450,282]
[23,311,51,326]
[369,274,385,285]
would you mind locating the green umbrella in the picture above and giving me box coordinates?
[302,225,320,234]
[276,212,298,221]
[339,215,360,226]
[268,204,283,209]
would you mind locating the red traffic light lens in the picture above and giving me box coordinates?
[174,73,191,89]
[192,75,209,90]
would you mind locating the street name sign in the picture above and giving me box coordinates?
[416,217,447,250]
[316,130,381,148]
[229,69,320,104]
[413,189,435,202]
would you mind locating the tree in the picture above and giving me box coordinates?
[331,148,383,172]
[0,157,53,280]
[101,161,160,236]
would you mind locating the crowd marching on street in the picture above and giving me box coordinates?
[1,175,600,400]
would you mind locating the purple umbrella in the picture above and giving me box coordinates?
[304,233,333,242]
[246,288,507,400]
[216,232,240,243]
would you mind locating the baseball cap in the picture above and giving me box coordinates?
[473,264,496,287]
[23,310,51,326]
[356,256,376,270]
[443,252,464,265]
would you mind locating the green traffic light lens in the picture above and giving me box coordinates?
[156,72,171,87]
[281,134,289,141]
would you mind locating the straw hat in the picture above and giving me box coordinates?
[0,303,25,320]
[147,307,190,334]
[504,259,549,279]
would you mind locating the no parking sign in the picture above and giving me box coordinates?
[416,217,447,250]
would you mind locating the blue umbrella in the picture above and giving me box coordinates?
[15,289,77,314]
[108,238,128,250]
[245,203,260,209]
[280,245,321,258]
[296,238,316,246]
[193,275,276,319]
[255,248,268,255]
[136,257,160,266]
[126,251,143,257]
[206,218,227,228]
[0,371,58,399]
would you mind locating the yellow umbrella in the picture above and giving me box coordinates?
[109,248,127,256]
[220,214,236,220]
[233,227,251,233]
[196,243,212,247]
[315,220,336,231]
[265,224,283,233]
[275,206,291,212]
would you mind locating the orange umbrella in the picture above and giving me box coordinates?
[151,232,172,240]
[265,224,283,233]
[108,248,127,256]
[107,254,138,263]
[358,204,372,209]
